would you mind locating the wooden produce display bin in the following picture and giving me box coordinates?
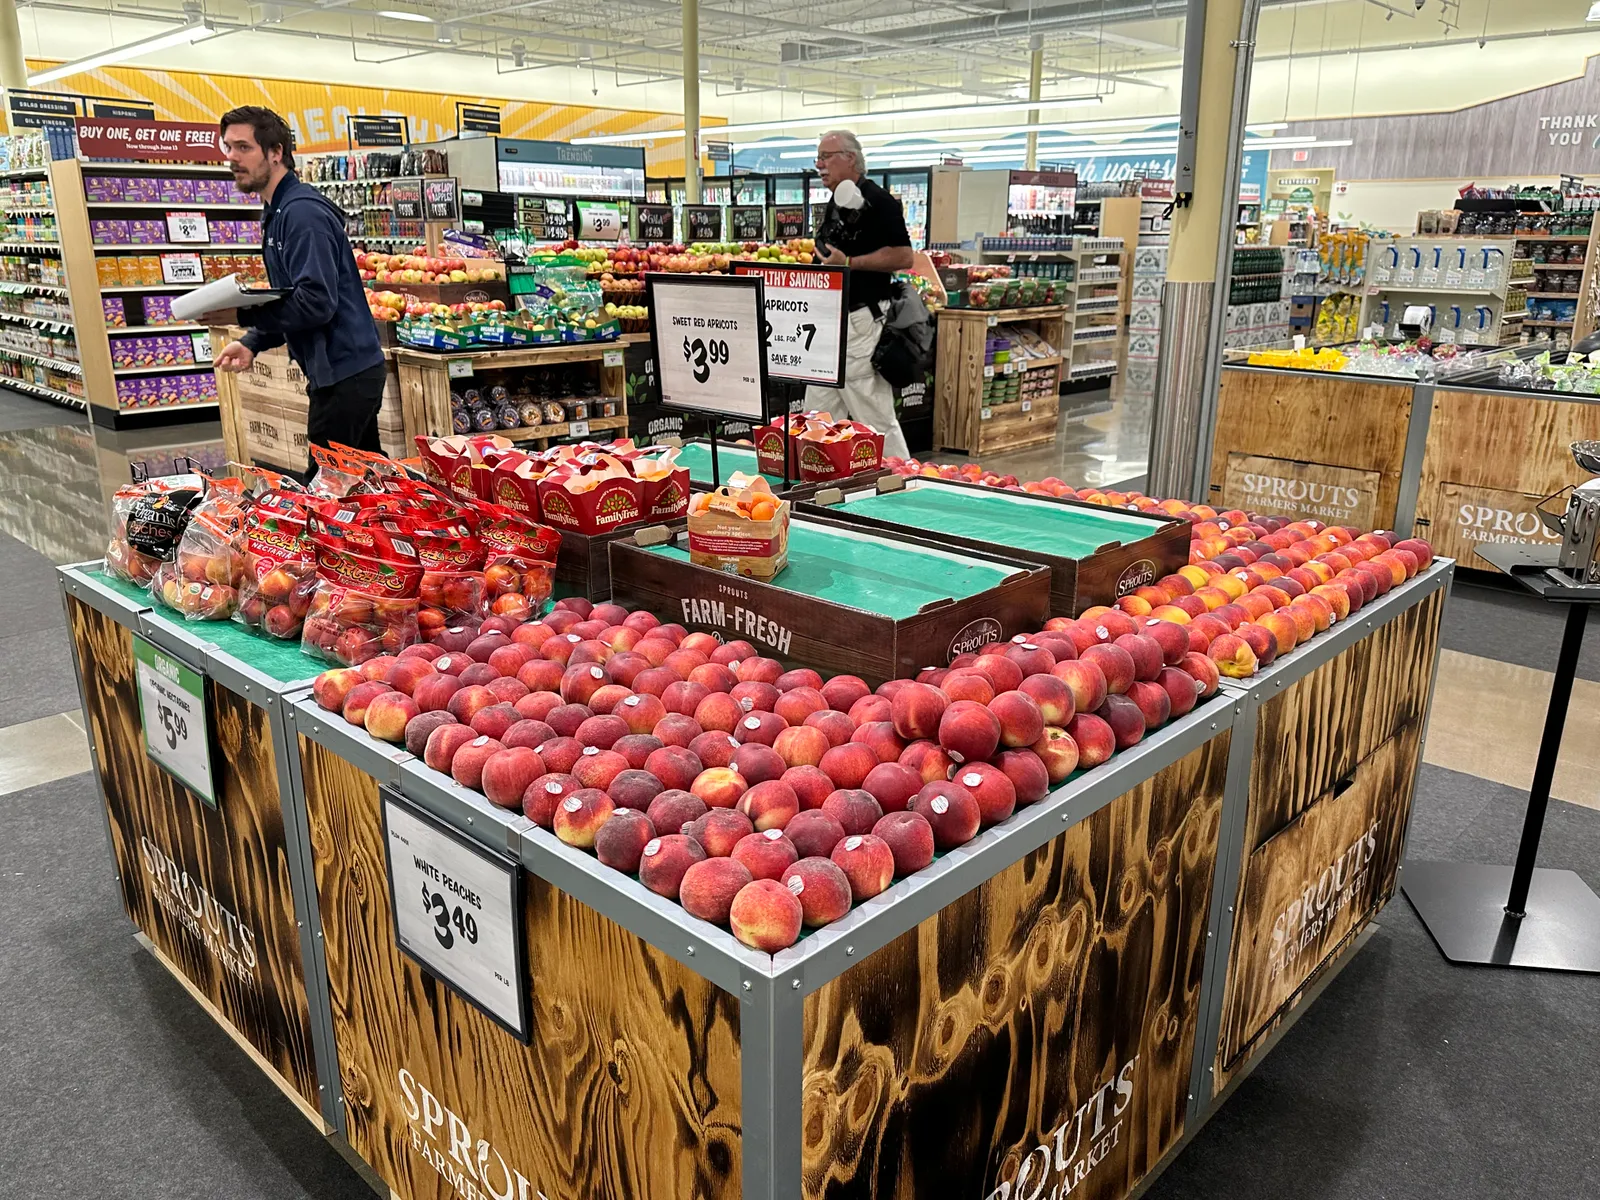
[934,305,1068,455]
[1209,365,1423,533]
[1201,559,1451,1098]
[607,514,1052,683]
[289,675,1241,1200]
[1413,386,1600,570]
[801,474,1191,617]
[394,342,629,450]
[58,564,339,1133]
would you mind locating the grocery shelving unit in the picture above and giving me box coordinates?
[933,303,1068,455]
[0,145,84,409]
[1358,236,1518,347]
[1065,239,1125,386]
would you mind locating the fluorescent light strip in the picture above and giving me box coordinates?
[376,9,436,21]
[870,136,1354,168]
[574,96,1104,145]
[727,116,1178,154]
[28,20,215,85]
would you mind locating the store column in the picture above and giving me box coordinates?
[683,0,702,203]
[0,0,28,88]
[1149,0,1259,501]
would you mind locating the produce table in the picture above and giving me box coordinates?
[61,533,1452,1200]
[1213,363,1600,570]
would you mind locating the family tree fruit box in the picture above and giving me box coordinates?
[671,437,892,499]
[801,475,1192,617]
[607,513,1050,683]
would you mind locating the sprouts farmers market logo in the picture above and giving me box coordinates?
[986,1056,1139,1200]
[139,835,258,986]
[1114,559,1157,597]
[949,617,1002,659]
[1455,499,1562,545]
[398,1069,552,1200]
[1267,822,1378,982]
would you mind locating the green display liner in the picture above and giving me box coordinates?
[644,521,1017,618]
[674,440,761,487]
[91,568,322,686]
[842,485,1161,558]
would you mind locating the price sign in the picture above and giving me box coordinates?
[730,206,766,242]
[165,211,210,244]
[647,273,768,420]
[446,358,474,379]
[729,261,848,388]
[382,787,529,1041]
[637,205,673,243]
[577,202,623,241]
[602,348,624,368]
[190,332,213,364]
[684,205,722,242]
[132,636,214,806]
[773,206,807,240]
[160,253,204,285]
[569,420,590,437]
[423,177,460,223]
[390,178,424,222]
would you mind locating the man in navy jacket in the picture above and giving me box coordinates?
[213,106,386,475]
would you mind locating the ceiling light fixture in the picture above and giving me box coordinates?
[376,9,436,22]
[1588,0,1600,19]
[28,20,216,85]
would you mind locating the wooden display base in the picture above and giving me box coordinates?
[934,305,1068,456]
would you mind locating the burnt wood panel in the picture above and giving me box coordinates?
[299,738,742,1200]
[799,732,1231,1200]
[67,597,320,1110]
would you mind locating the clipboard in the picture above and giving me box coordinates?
[170,274,286,322]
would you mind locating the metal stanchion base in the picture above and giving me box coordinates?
[1403,860,1600,973]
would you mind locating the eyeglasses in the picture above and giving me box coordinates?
[814,150,849,164]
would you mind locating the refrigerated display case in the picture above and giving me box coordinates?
[865,169,932,250]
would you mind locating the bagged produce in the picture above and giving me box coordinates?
[299,509,424,665]
[105,471,207,585]
[234,482,317,639]
[477,503,561,621]
[149,478,250,621]
[412,513,488,638]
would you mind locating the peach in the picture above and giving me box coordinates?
[1140,619,1189,667]
[1116,594,1152,617]
[1168,595,1209,619]
[1271,575,1306,601]
[646,790,706,836]
[615,731,664,770]
[484,676,530,706]
[1065,713,1115,768]
[683,808,753,858]
[631,638,676,669]
[1293,592,1334,633]
[405,711,457,758]
[934,699,999,764]
[631,667,679,698]
[1126,680,1171,731]
[821,787,884,836]
[729,742,785,786]
[909,781,981,850]
[819,742,879,790]
[465,632,510,663]
[955,762,1016,826]
[1080,644,1135,695]
[470,703,522,742]
[872,811,935,877]
[536,736,583,774]
[850,721,906,765]
[820,675,871,711]
[782,857,853,927]
[779,763,832,811]
[1114,633,1165,682]
[689,662,738,694]
[585,682,632,714]
[653,713,704,748]
[730,879,804,951]
[364,691,420,743]
[1051,659,1108,716]
[769,687,823,728]
[387,658,436,697]
[606,692,662,735]
[574,713,629,750]
[634,743,694,791]
[1097,695,1146,750]
[736,657,785,685]
[861,761,922,813]
[695,692,744,734]
[1030,633,1078,664]
[848,695,892,725]
[995,748,1051,804]
[1236,590,1274,621]
[608,768,665,811]
[890,682,949,742]
[1208,632,1259,678]
[1193,585,1232,611]
[738,779,800,831]
[359,655,400,684]
[736,710,788,747]
[968,654,1024,694]
[1178,564,1214,590]
[679,857,752,924]
[571,746,629,791]
[690,731,741,769]
[692,765,749,809]
[1355,560,1395,597]
[604,651,652,688]
[830,833,896,903]
[733,828,799,880]
[1189,613,1232,646]
[660,650,705,680]
[594,808,656,872]
[785,810,846,859]
[989,691,1045,750]
[730,680,780,714]
[804,709,856,747]
[771,724,828,769]
[1004,642,1057,678]
[559,662,607,706]
[1157,666,1201,718]
[1280,602,1317,645]
[1393,537,1433,566]
[1032,726,1080,783]
[457,663,500,689]
[900,739,955,785]
[1178,651,1221,698]
[514,690,563,723]
[661,679,711,716]
[451,735,505,790]
[339,677,395,727]
[1236,623,1278,667]
[314,667,365,713]
[424,723,477,774]
[445,684,493,725]
[481,746,545,808]
[487,643,535,679]
[639,833,707,896]
[941,670,996,705]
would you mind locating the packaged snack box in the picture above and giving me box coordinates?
[128,219,166,245]
[90,219,129,245]
[687,474,789,579]
[159,176,188,203]
[122,176,162,203]
[97,257,122,288]
[84,175,125,202]
[102,299,126,329]
[110,339,137,369]
[142,295,173,324]
[138,255,163,285]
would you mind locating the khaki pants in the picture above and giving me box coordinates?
[806,305,910,459]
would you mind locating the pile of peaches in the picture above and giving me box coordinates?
[308,596,1226,954]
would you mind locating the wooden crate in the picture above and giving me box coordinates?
[1415,387,1600,571]
[934,305,1068,456]
[1209,366,1415,530]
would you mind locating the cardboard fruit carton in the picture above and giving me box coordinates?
[688,474,789,579]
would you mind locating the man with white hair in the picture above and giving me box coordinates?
[809,129,912,457]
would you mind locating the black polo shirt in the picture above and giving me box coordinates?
[815,176,911,311]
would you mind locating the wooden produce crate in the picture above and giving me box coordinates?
[933,304,1068,455]
[607,514,1052,683]
[1208,364,1418,531]
[210,325,310,475]
[802,474,1191,618]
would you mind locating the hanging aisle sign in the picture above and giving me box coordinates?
[730,261,849,388]
[11,92,79,133]
[132,635,215,806]
[350,115,407,148]
[381,787,530,1040]
[647,273,769,420]
[456,102,502,134]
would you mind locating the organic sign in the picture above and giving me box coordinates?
[132,635,215,805]
[730,261,848,388]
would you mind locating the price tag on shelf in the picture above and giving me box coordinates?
[602,348,624,368]
[983,365,994,378]
[1021,399,1032,413]
[382,787,529,1041]
[987,315,998,326]
[648,274,767,420]
[190,332,213,364]
[165,211,210,244]
[160,253,204,285]
[577,201,622,241]
[446,358,473,379]
[132,635,214,806]
[568,420,590,437]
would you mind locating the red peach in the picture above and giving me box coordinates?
[314,667,365,713]
[554,788,615,848]
[1080,644,1135,695]
[610,693,664,735]
[691,767,749,809]
[1281,602,1317,645]
[662,650,708,680]
[689,662,738,694]
[1156,666,1201,718]
[535,736,584,774]
[604,651,652,688]
[848,695,892,725]
[994,748,1051,804]
[653,714,704,748]
[1292,593,1333,634]
[731,742,787,786]
[631,638,675,669]
[575,713,629,749]
[1141,619,1190,666]
[820,675,871,711]
[695,692,744,733]
[594,808,656,872]
[736,710,788,747]
[399,642,446,662]
[707,638,754,664]
[819,742,879,790]
[876,678,915,701]
[938,699,1002,764]
[522,773,578,827]
[773,687,827,727]
[890,682,949,742]
[969,654,1024,694]
[488,643,536,678]
[514,689,564,727]
[730,879,803,951]
[733,828,799,880]
[646,789,707,836]
[608,768,665,811]
[851,721,907,764]
[387,658,435,697]
[634,667,682,698]
[451,735,505,790]
[830,833,896,902]
[586,683,634,714]
[1126,680,1172,731]
[404,710,457,759]
[481,746,545,808]
[775,667,823,692]
[736,657,785,685]
[644,745,702,791]
[561,662,609,706]
[1017,673,1075,726]
[1114,633,1164,682]
[510,622,554,650]
[1097,695,1146,750]
[614,733,663,769]
[1051,659,1108,715]
[638,833,707,896]
[908,781,981,850]
[484,676,530,706]
[572,746,629,791]
[359,655,400,684]
[872,811,935,877]
[470,703,522,742]
[1393,537,1433,566]
[989,690,1045,749]
[804,709,856,747]
[821,788,884,836]
[954,762,1016,825]
[899,740,955,785]
[785,810,846,859]
[432,651,473,676]
[343,681,393,726]
[940,670,996,705]
[1065,713,1115,767]
[1311,584,1353,622]
[861,761,921,813]
[689,730,740,768]
[683,809,754,857]
[457,663,500,689]
[1030,633,1078,664]
[662,679,711,716]
[738,780,801,831]
[1235,623,1278,667]
[364,691,420,743]
[544,703,592,738]
[774,724,830,768]
[1032,726,1080,783]
[730,680,780,714]
[1004,642,1056,678]
[1178,651,1221,697]
[781,857,853,927]
[678,856,752,924]
[424,723,477,774]
[465,632,510,663]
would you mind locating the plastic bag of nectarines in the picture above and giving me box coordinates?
[410,514,489,637]
[476,502,561,623]
[148,478,249,621]
[234,486,318,640]
[299,511,425,666]
[105,472,206,586]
